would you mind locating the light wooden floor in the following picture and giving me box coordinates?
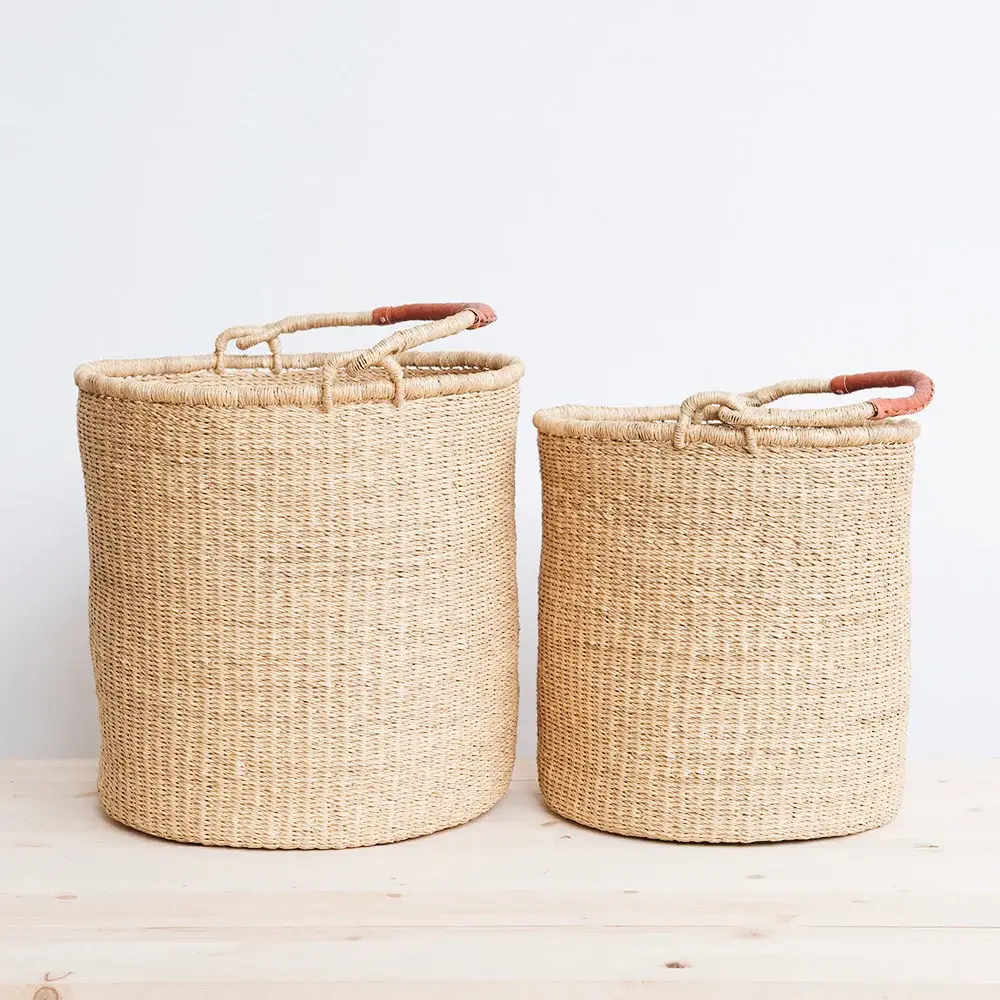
[2,759,999,998]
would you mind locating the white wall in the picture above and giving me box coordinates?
[1,1,997,758]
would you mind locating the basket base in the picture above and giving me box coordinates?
[98,770,513,850]
[538,775,904,844]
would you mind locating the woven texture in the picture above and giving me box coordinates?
[535,380,925,844]
[76,309,522,849]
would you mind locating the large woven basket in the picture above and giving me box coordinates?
[76,302,523,849]
[535,371,934,843]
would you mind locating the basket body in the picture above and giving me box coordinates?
[77,343,521,848]
[536,407,917,843]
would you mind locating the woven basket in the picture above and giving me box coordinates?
[76,302,523,849]
[534,371,934,843]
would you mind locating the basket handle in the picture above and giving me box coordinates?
[344,303,495,379]
[829,370,934,418]
[674,370,934,453]
[736,370,935,425]
[371,303,496,328]
[212,302,496,405]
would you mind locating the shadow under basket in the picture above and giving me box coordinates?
[76,302,523,848]
[534,370,934,843]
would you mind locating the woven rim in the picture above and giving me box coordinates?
[534,373,931,450]
[75,301,522,409]
[76,349,523,408]
[534,404,920,448]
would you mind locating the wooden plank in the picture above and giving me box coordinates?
[3,759,1000,992]
[2,928,999,984]
[4,985,1000,1000]
[4,886,1000,931]
[2,822,998,895]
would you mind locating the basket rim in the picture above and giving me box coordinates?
[534,404,921,448]
[75,349,524,408]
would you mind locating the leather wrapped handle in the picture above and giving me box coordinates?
[372,302,496,329]
[830,370,935,419]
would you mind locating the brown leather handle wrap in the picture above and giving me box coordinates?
[372,302,496,329]
[830,369,935,419]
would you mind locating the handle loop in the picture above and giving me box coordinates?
[829,370,934,418]
[344,309,487,379]
[213,313,371,374]
[674,370,933,454]
[214,326,283,373]
[211,303,495,408]
[673,391,762,454]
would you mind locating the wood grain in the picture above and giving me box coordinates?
[2,759,998,998]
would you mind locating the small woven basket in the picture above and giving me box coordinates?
[76,302,523,849]
[534,371,934,843]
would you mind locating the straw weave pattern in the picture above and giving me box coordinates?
[78,352,521,848]
[536,406,916,843]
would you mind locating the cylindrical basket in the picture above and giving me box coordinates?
[76,302,523,849]
[534,371,934,843]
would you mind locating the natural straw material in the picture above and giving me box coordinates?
[534,373,933,843]
[76,304,523,849]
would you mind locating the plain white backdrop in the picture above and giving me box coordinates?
[1,1,996,757]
